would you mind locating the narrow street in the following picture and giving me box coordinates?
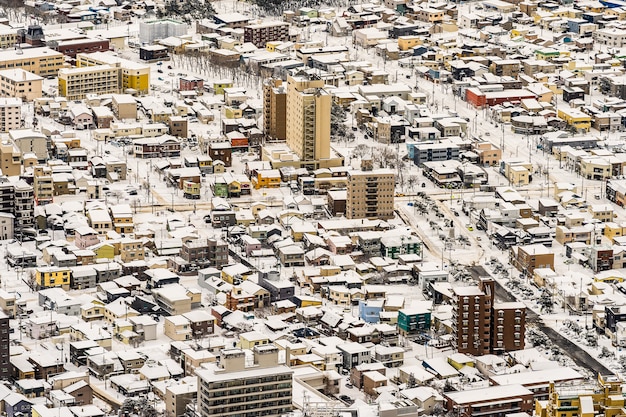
[467,266,613,376]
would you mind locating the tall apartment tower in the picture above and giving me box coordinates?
[262,78,287,141]
[346,159,395,220]
[197,345,293,417]
[0,312,9,379]
[452,277,526,355]
[285,73,331,168]
[0,98,22,133]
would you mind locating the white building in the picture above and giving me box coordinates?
[139,19,187,44]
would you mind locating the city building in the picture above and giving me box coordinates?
[244,21,292,48]
[0,98,21,133]
[536,375,624,417]
[58,65,120,100]
[51,38,110,59]
[196,346,293,417]
[77,52,150,95]
[444,384,534,417]
[139,19,187,44]
[10,129,48,162]
[0,140,21,177]
[509,244,555,277]
[0,47,64,77]
[33,165,53,205]
[180,238,229,269]
[285,73,331,169]
[263,78,287,141]
[346,165,395,220]
[397,305,432,337]
[0,69,43,102]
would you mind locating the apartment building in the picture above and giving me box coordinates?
[0,69,43,102]
[139,19,187,44]
[0,27,18,49]
[490,59,521,77]
[58,65,120,100]
[286,73,331,169]
[491,302,525,353]
[0,47,64,77]
[0,140,21,177]
[33,165,53,205]
[244,21,291,48]
[510,244,555,277]
[0,98,22,133]
[262,78,287,140]
[197,346,293,417]
[119,238,144,263]
[346,166,395,220]
[52,38,110,59]
[179,238,229,268]
[10,129,48,162]
[35,267,72,290]
[452,280,493,356]
[451,277,526,356]
[77,51,150,94]
[13,180,34,230]
[536,375,623,417]
[0,312,8,379]
[593,28,626,47]
[445,384,534,417]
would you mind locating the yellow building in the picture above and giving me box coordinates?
[0,69,43,102]
[81,300,105,322]
[92,243,115,259]
[557,108,591,132]
[239,331,270,349]
[213,79,233,95]
[111,204,134,234]
[77,51,150,94]
[536,375,623,417]
[604,223,624,242]
[58,65,121,100]
[286,73,331,168]
[0,28,18,49]
[224,106,242,119]
[36,267,71,290]
[580,157,611,180]
[0,47,65,77]
[398,36,423,51]
[0,139,21,177]
[253,169,282,189]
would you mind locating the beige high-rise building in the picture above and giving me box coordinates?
[0,98,22,133]
[286,74,331,168]
[33,165,53,205]
[197,346,293,417]
[346,167,395,220]
[58,65,121,100]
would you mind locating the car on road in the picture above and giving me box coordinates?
[345,383,353,389]
[452,210,459,216]
[466,224,473,231]
[339,395,354,404]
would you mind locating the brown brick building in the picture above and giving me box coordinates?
[244,21,291,48]
[262,78,287,141]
